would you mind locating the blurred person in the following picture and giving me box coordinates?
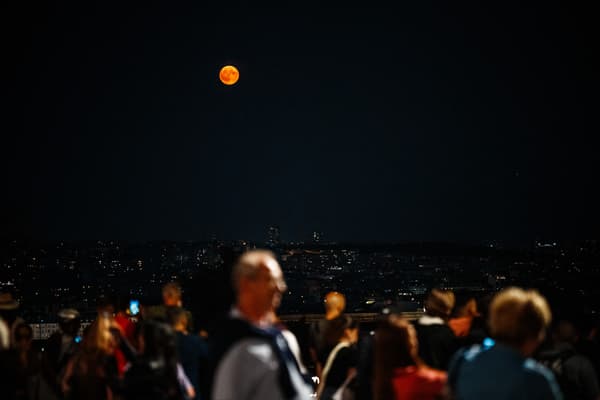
[373,314,447,400]
[0,291,25,347]
[316,315,359,400]
[42,308,81,398]
[0,316,18,400]
[448,287,562,400]
[14,323,43,400]
[448,295,480,338]
[61,313,119,400]
[96,294,116,316]
[269,311,309,377]
[168,307,209,399]
[0,316,9,349]
[536,318,600,400]
[576,318,600,382]
[163,283,183,308]
[353,303,403,400]
[144,282,194,333]
[309,291,347,377]
[210,249,312,400]
[112,295,137,377]
[466,292,494,345]
[122,319,190,400]
[414,289,457,370]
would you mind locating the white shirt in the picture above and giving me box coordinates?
[212,312,312,400]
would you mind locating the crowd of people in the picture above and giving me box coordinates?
[1,248,600,400]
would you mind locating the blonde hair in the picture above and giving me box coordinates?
[489,287,551,346]
[84,314,116,356]
[73,313,116,377]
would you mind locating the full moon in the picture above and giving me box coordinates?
[219,65,239,85]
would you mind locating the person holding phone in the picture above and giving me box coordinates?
[113,296,137,376]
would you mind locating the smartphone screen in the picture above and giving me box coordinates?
[129,299,140,316]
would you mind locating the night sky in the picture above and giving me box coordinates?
[2,2,598,243]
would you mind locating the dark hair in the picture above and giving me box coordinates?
[137,320,181,398]
[140,320,177,360]
[374,315,422,400]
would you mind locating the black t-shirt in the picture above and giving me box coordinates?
[414,322,457,370]
[324,346,358,390]
[310,317,345,366]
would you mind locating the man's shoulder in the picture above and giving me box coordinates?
[522,357,563,397]
[223,338,277,366]
[209,317,270,360]
[524,357,557,379]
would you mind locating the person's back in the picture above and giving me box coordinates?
[66,352,117,400]
[536,319,600,400]
[414,320,456,370]
[560,350,600,400]
[176,331,208,397]
[310,316,344,367]
[42,309,81,397]
[124,357,182,400]
[415,289,457,370]
[122,320,183,400]
[309,291,346,376]
[318,316,359,400]
[450,343,562,400]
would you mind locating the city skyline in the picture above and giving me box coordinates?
[2,237,599,328]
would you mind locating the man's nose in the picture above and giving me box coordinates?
[276,280,287,293]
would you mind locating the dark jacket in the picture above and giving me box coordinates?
[414,318,457,370]
[175,332,208,397]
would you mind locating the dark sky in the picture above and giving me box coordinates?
[2,1,598,243]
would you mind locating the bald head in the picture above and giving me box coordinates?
[162,282,182,307]
[324,291,346,319]
[232,250,287,324]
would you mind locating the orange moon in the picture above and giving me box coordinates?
[219,65,239,85]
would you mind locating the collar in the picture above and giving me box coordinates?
[229,307,273,329]
[418,315,445,326]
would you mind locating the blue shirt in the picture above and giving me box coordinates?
[448,343,563,400]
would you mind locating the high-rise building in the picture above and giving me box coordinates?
[312,231,323,244]
[267,225,280,247]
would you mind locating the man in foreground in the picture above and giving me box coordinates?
[211,250,312,400]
